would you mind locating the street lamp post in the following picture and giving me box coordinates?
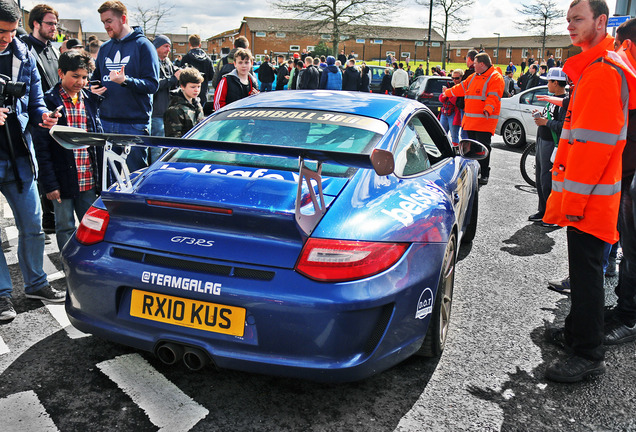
[493,32,500,66]
[426,0,433,75]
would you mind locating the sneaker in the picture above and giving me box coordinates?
[541,221,558,228]
[528,212,544,222]
[25,285,65,303]
[548,276,570,294]
[478,176,489,185]
[604,321,636,345]
[545,354,606,383]
[0,297,16,321]
[544,327,571,352]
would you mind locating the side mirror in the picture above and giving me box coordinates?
[457,139,489,161]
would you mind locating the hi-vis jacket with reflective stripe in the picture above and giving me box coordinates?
[443,66,504,134]
[544,35,636,244]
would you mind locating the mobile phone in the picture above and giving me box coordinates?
[89,80,102,88]
[51,105,63,116]
[532,111,541,118]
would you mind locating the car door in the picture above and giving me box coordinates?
[518,86,549,139]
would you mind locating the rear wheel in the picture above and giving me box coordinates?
[417,233,456,357]
[502,119,526,148]
[520,142,537,187]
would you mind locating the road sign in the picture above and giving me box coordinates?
[608,15,632,27]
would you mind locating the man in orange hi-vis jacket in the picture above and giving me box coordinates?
[442,52,504,185]
[543,0,636,383]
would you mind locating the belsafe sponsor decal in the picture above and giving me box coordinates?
[381,187,444,227]
[141,271,222,295]
[415,288,434,319]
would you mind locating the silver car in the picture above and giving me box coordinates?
[496,85,549,147]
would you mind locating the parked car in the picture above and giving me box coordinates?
[496,85,550,147]
[53,91,486,382]
[405,76,453,116]
[369,65,391,93]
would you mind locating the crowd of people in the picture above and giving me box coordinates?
[0,0,635,387]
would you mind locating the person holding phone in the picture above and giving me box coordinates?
[33,49,103,252]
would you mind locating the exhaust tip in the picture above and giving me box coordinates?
[156,342,184,365]
[182,347,211,371]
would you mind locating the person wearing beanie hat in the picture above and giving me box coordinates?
[150,33,180,163]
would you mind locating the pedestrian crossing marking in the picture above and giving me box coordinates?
[2,202,12,219]
[0,336,8,355]
[97,354,209,432]
[45,304,90,339]
[0,390,59,431]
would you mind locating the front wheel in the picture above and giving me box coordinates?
[502,119,526,148]
[520,142,537,187]
[417,233,456,357]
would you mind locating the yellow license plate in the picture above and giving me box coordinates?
[130,289,245,337]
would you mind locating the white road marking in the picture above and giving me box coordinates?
[44,304,89,339]
[3,201,12,219]
[47,271,65,282]
[5,226,18,241]
[0,390,59,431]
[0,335,9,355]
[97,354,209,431]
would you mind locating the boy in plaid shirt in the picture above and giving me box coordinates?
[34,50,103,251]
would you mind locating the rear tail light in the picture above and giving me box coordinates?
[419,92,434,99]
[295,238,409,282]
[76,206,110,245]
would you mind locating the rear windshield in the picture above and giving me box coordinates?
[425,79,451,93]
[167,109,388,177]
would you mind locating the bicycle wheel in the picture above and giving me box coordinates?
[520,142,536,187]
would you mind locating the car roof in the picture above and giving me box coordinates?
[216,90,421,123]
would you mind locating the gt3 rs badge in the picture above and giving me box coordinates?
[415,288,433,319]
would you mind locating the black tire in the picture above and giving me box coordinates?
[417,233,456,357]
[502,119,526,148]
[461,189,478,244]
[520,142,537,187]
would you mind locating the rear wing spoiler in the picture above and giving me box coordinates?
[50,126,395,235]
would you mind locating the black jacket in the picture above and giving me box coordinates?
[20,34,59,93]
[181,48,215,104]
[256,61,275,84]
[380,73,393,93]
[275,63,289,90]
[152,58,179,118]
[33,84,103,198]
[342,67,360,91]
[359,66,370,92]
[298,65,320,89]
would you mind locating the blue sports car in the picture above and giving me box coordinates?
[52,90,486,382]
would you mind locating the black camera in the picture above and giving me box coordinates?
[0,73,26,109]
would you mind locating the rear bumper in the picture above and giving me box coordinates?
[62,239,447,382]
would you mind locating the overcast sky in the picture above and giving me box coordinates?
[22,0,619,41]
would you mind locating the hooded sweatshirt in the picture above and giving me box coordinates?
[319,56,342,90]
[181,47,215,104]
[92,26,160,124]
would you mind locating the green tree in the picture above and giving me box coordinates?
[311,41,331,58]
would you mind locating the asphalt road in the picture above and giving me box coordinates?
[1,137,635,432]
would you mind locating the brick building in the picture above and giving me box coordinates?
[207,17,445,63]
[448,35,581,66]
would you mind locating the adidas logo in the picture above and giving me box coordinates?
[105,51,130,72]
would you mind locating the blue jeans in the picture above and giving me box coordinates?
[52,188,98,251]
[260,82,272,92]
[149,116,165,165]
[439,113,460,145]
[101,120,150,173]
[0,157,48,297]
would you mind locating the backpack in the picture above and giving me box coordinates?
[441,98,455,116]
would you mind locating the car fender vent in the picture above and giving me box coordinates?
[112,248,275,281]
[364,303,395,354]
